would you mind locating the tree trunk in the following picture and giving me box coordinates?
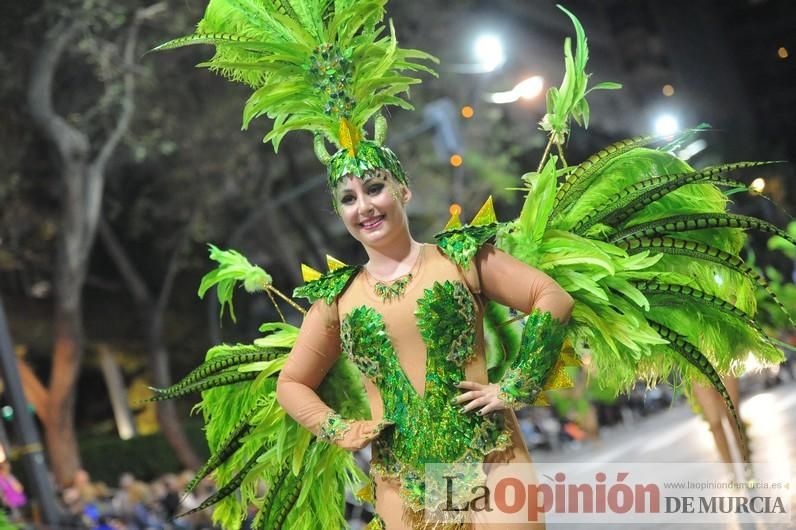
[27,7,161,485]
[98,218,201,470]
[44,306,83,486]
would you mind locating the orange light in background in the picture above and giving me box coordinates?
[777,46,789,59]
[662,84,675,96]
[449,203,462,216]
[461,105,474,118]
[450,154,463,167]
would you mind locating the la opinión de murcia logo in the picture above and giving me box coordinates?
[439,471,788,522]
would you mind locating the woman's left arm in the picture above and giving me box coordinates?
[456,244,574,414]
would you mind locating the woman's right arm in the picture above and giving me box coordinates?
[276,300,383,450]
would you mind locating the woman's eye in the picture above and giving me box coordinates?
[368,184,384,195]
[340,195,355,205]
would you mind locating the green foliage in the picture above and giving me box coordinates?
[0,511,18,530]
[197,244,272,322]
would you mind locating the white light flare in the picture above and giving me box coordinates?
[488,76,544,104]
[473,34,505,73]
[654,114,680,136]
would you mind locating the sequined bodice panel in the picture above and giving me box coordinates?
[336,245,511,509]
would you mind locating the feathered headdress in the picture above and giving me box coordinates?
[154,0,437,189]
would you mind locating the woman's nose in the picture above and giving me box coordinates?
[357,195,374,215]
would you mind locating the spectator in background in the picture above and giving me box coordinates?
[0,460,27,521]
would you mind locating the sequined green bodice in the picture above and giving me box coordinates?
[340,280,511,510]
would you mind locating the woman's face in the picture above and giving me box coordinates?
[335,171,411,248]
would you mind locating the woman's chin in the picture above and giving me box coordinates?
[356,225,391,246]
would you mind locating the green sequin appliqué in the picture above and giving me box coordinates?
[318,411,351,444]
[498,308,568,409]
[416,281,477,366]
[435,223,501,268]
[292,265,360,304]
[328,140,408,188]
[373,273,412,302]
[340,281,512,511]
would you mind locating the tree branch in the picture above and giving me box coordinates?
[152,220,193,338]
[16,358,49,419]
[28,19,90,162]
[98,217,153,308]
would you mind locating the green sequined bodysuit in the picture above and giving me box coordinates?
[334,244,514,512]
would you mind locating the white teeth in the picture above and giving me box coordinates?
[361,216,384,228]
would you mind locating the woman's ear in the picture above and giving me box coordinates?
[401,185,412,205]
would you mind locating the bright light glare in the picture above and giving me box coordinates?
[654,114,679,136]
[514,76,544,99]
[474,34,505,72]
[488,76,544,104]
[750,177,766,193]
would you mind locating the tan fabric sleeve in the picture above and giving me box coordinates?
[475,244,574,321]
[275,300,340,436]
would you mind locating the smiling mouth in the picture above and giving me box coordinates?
[359,215,385,230]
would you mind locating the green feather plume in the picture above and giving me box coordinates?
[153,0,437,150]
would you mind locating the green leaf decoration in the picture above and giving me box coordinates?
[434,223,502,268]
[483,302,521,383]
[292,264,360,304]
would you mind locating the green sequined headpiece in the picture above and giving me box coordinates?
[154,0,435,194]
[327,140,408,189]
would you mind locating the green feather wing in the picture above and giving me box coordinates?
[498,145,787,398]
[155,246,371,530]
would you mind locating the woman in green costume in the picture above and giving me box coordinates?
[276,162,573,530]
[152,1,792,529]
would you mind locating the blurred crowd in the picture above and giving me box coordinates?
[1,468,218,530]
[58,470,218,530]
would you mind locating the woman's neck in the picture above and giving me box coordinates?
[363,232,422,281]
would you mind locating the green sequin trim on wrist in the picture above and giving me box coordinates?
[318,411,351,444]
[434,223,502,268]
[293,265,361,304]
[498,308,568,410]
[498,366,540,410]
